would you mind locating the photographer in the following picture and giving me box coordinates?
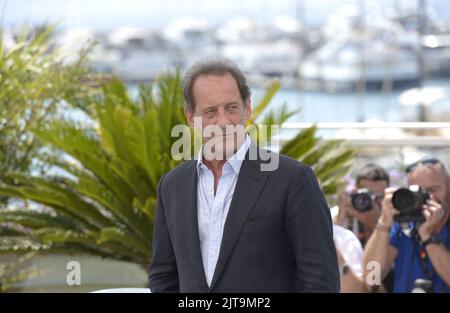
[363,157,450,293]
[331,164,390,292]
[335,164,389,246]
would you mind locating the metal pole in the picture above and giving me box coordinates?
[356,0,366,122]
[417,0,427,122]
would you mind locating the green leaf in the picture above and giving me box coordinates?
[301,140,343,166]
[98,227,151,259]
[0,210,79,230]
[280,126,319,160]
[247,79,281,124]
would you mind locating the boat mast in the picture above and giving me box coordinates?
[356,0,366,122]
[417,0,427,122]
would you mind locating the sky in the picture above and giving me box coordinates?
[2,0,450,31]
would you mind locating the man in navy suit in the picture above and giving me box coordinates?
[148,59,340,292]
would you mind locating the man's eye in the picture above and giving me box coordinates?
[204,110,216,117]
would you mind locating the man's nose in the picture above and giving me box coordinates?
[216,109,231,128]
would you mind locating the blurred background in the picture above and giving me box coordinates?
[4,0,450,157]
[1,0,450,292]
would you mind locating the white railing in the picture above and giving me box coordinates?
[277,122,450,147]
[282,122,450,129]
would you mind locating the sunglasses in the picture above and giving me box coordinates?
[405,158,441,174]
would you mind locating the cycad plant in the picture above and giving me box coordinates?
[0,24,95,290]
[0,71,354,269]
[0,25,94,201]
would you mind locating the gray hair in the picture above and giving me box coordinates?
[183,58,251,113]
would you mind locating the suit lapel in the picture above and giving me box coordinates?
[176,160,209,291]
[209,146,272,290]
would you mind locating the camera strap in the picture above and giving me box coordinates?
[414,219,450,292]
[412,227,435,281]
[418,247,434,280]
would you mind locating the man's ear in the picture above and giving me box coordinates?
[184,109,195,128]
[245,99,252,120]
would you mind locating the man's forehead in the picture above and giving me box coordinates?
[358,179,388,191]
[194,73,236,87]
[194,74,240,96]
[200,101,240,110]
[408,163,447,184]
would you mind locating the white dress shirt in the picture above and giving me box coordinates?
[196,135,251,287]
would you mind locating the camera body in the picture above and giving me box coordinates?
[351,188,373,212]
[392,185,429,223]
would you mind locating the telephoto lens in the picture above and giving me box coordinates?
[351,188,372,212]
[391,185,429,223]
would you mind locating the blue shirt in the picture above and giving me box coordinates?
[390,222,450,293]
[196,135,251,287]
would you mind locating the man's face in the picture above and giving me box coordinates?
[357,179,388,210]
[408,164,449,208]
[185,73,251,160]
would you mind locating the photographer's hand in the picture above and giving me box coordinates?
[336,190,355,226]
[418,195,446,240]
[379,187,400,227]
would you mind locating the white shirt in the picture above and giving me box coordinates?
[196,135,251,287]
[333,224,364,277]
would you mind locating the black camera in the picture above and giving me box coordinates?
[392,185,429,223]
[411,278,434,293]
[351,188,372,212]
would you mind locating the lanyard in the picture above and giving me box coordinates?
[418,246,434,280]
[416,226,449,293]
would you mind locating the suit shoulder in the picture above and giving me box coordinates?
[258,148,314,183]
[160,159,196,187]
[274,152,312,173]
